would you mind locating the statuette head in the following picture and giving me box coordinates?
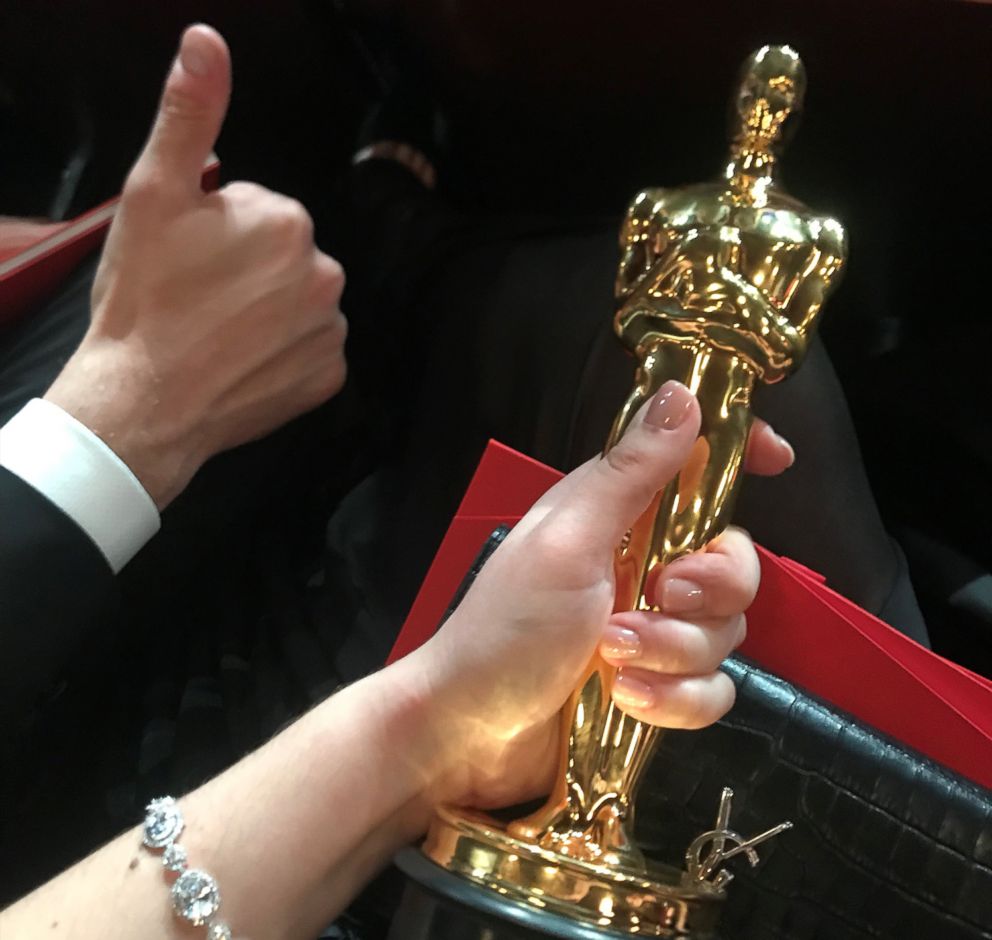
[732,44,806,154]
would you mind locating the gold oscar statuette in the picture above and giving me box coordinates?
[422,45,848,936]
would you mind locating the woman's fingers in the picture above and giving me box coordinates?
[743,417,794,476]
[645,526,761,619]
[601,610,746,676]
[611,668,737,729]
[601,526,758,728]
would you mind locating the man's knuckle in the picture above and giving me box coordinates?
[331,310,349,344]
[312,256,346,306]
[319,319,348,355]
[307,360,346,405]
[326,256,347,290]
[274,197,313,241]
[223,179,266,201]
[123,167,164,208]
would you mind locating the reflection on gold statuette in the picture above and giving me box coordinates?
[424,45,847,936]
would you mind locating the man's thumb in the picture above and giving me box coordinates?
[131,25,230,200]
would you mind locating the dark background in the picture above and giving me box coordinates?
[1,0,991,921]
[1,0,990,665]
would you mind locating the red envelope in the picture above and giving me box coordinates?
[390,440,992,791]
[388,442,558,664]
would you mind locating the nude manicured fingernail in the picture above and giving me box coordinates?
[179,27,211,76]
[644,380,693,430]
[662,577,704,613]
[776,433,795,467]
[613,671,655,710]
[601,626,642,660]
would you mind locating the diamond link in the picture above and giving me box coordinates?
[144,798,228,936]
[171,869,221,926]
[163,842,188,872]
[143,796,185,848]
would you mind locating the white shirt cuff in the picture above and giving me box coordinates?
[0,398,160,573]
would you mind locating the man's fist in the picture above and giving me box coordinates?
[45,25,347,508]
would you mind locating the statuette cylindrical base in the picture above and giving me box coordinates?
[389,807,724,938]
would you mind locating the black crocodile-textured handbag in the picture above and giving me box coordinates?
[342,529,992,939]
[442,528,992,939]
[637,657,992,939]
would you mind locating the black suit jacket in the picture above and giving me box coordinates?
[0,465,119,736]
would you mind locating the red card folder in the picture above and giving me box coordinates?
[390,440,992,791]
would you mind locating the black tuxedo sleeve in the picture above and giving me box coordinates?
[0,466,120,734]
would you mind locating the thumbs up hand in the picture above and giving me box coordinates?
[45,25,347,508]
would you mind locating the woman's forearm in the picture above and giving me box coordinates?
[2,377,765,939]
[2,652,439,940]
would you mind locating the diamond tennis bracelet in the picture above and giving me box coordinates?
[142,797,232,940]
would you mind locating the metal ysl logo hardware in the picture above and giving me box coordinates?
[685,788,793,889]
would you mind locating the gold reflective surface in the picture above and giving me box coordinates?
[426,805,723,936]
[425,45,846,935]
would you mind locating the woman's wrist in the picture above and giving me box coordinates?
[371,644,453,800]
[393,632,529,812]
[177,655,453,935]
